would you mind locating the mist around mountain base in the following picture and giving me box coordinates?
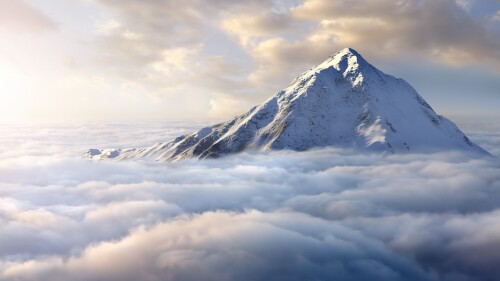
[0,122,499,281]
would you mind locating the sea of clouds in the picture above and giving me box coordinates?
[0,122,499,281]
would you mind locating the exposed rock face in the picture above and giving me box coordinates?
[84,48,491,161]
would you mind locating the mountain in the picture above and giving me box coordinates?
[84,48,491,161]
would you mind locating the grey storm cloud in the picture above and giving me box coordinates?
[0,123,500,281]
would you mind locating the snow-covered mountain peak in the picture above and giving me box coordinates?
[328,47,366,68]
[84,48,492,161]
[318,48,368,73]
[294,47,383,92]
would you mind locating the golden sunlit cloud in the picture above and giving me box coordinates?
[0,0,498,123]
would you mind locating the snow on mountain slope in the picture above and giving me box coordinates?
[84,48,492,161]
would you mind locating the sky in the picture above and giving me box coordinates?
[0,0,499,124]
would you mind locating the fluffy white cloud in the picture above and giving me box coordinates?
[0,123,499,280]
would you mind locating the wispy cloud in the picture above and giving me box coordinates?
[0,0,58,32]
[493,10,500,22]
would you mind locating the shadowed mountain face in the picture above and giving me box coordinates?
[84,48,491,161]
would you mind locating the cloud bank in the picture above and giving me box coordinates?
[0,123,499,281]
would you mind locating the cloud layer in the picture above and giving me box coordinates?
[0,123,499,281]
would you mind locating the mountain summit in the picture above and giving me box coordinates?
[84,48,491,161]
